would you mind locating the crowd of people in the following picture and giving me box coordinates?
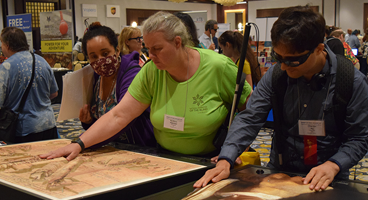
[324,25,364,70]
[0,5,367,193]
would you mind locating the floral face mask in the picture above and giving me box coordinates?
[90,54,120,77]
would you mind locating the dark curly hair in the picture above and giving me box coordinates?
[271,5,325,53]
[1,27,29,52]
[82,22,118,57]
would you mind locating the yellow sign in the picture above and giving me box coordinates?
[41,40,72,52]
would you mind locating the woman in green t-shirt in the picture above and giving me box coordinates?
[40,11,252,161]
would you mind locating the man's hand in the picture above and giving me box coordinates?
[193,159,231,188]
[211,147,250,165]
[79,104,93,124]
[39,143,82,161]
[208,43,216,50]
[211,156,242,165]
[302,161,340,191]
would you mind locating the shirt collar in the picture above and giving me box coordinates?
[202,33,210,39]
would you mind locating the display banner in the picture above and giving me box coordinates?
[40,10,73,69]
[217,23,231,37]
[6,13,33,51]
[40,10,73,53]
[41,40,73,52]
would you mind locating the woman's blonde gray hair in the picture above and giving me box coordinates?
[142,11,193,47]
[119,27,142,55]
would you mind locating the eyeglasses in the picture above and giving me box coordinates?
[212,29,218,32]
[271,48,315,67]
[128,36,143,41]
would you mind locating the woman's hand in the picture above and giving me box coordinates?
[39,143,82,161]
[79,104,93,124]
[208,43,216,50]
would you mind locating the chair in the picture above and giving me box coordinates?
[74,63,82,71]
[54,63,61,68]
[77,53,85,61]
[72,50,79,61]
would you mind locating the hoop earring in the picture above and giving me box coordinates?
[118,54,121,63]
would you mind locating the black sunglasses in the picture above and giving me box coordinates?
[128,36,143,41]
[271,48,315,67]
[213,28,218,32]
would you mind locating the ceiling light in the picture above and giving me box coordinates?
[213,0,243,6]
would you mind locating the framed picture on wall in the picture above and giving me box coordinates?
[106,5,120,17]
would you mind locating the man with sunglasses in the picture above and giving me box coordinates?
[198,19,218,50]
[195,5,368,192]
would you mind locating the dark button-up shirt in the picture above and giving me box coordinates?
[219,48,368,178]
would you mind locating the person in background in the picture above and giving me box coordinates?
[218,30,261,88]
[345,28,352,43]
[357,29,363,45]
[141,42,149,58]
[330,30,360,70]
[195,5,368,191]
[118,27,147,67]
[78,22,155,148]
[198,20,218,50]
[348,29,361,49]
[362,29,368,59]
[174,12,201,48]
[74,36,79,44]
[0,27,59,143]
[72,38,82,61]
[362,28,368,44]
[324,25,344,56]
[213,35,219,50]
[40,11,252,161]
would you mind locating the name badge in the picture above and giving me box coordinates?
[164,114,185,131]
[298,120,326,136]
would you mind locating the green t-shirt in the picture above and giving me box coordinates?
[128,48,252,155]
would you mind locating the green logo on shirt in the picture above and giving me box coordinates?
[193,94,204,106]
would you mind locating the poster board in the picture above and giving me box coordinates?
[255,18,267,42]
[82,4,97,17]
[40,10,73,52]
[183,11,207,39]
[57,65,94,121]
[265,17,278,42]
[40,10,73,69]
[0,139,205,200]
[6,13,33,51]
[255,17,278,42]
[217,23,231,37]
[106,5,120,18]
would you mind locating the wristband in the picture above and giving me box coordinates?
[71,138,85,152]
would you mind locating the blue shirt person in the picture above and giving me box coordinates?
[0,27,58,142]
